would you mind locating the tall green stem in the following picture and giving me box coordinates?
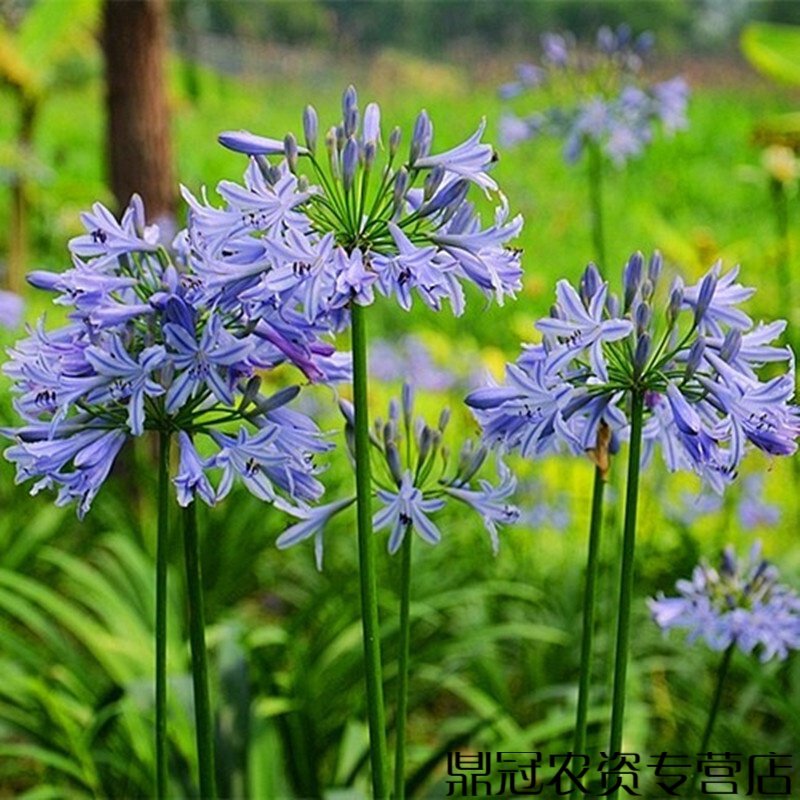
[183,501,217,799]
[608,389,645,755]
[587,140,606,268]
[350,302,390,798]
[573,464,606,757]
[772,179,792,336]
[394,528,413,800]
[688,643,735,797]
[156,432,170,798]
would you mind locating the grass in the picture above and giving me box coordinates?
[0,42,799,797]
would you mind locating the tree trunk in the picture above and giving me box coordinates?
[102,0,175,222]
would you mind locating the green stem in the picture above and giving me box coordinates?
[394,528,413,800]
[156,432,170,798]
[688,643,735,797]
[573,464,606,757]
[350,302,390,798]
[587,140,606,268]
[183,501,217,799]
[608,389,645,755]
[772,179,792,335]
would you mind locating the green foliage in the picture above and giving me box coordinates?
[741,21,800,85]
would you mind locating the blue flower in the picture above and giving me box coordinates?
[374,471,446,554]
[200,85,523,328]
[649,543,800,662]
[3,194,329,516]
[276,383,520,564]
[499,26,688,168]
[467,253,798,491]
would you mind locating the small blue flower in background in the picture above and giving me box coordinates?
[467,252,799,490]
[0,290,24,329]
[498,24,689,167]
[649,542,800,662]
[3,194,330,517]
[277,384,519,566]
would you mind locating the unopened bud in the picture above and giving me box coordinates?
[386,442,403,484]
[410,110,432,164]
[342,137,359,192]
[647,250,662,286]
[694,266,719,326]
[684,338,705,380]
[667,276,684,324]
[389,126,402,158]
[284,133,298,173]
[633,332,651,374]
[303,105,318,155]
[438,407,451,433]
[720,328,742,362]
[634,300,651,334]
[423,165,445,201]
[623,251,644,311]
[392,167,409,216]
[579,262,602,305]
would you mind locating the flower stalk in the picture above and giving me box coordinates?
[156,431,170,798]
[608,388,645,756]
[394,527,413,800]
[573,461,607,757]
[351,302,390,798]
[183,500,217,799]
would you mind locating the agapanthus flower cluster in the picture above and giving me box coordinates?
[3,195,330,517]
[649,542,800,662]
[466,252,799,491]
[182,85,523,334]
[276,383,520,568]
[499,25,689,166]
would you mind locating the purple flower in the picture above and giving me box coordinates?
[649,543,800,662]
[205,85,523,324]
[500,26,689,168]
[374,471,446,554]
[0,290,24,328]
[3,194,329,517]
[468,253,797,491]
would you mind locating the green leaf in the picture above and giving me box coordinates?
[741,22,800,85]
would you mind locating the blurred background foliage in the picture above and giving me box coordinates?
[0,0,800,797]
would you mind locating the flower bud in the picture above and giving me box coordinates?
[421,178,469,218]
[634,300,652,334]
[694,266,719,327]
[386,442,403,485]
[362,102,381,146]
[438,407,450,433]
[606,292,620,319]
[402,382,414,430]
[303,105,318,155]
[667,276,684,325]
[345,106,359,140]
[342,137,359,192]
[579,262,602,305]
[647,250,662,286]
[684,338,705,381]
[284,133,299,173]
[342,85,358,124]
[623,251,644,312]
[633,332,651,374]
[410,110,432,164]
[389,126,402,158]
[325,127,340,178]
[720,328,742,363]
[423,165,445,201]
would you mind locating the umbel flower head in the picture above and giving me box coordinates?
[466,252,799,491]
[182,85,523,337]
[276,382,520,568]
[3,195,330,517]
[649,542,800,662]
[499,24,689,166]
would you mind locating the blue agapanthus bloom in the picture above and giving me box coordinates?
[182,85,523,334]
[499,25,688,166]
[3,195,330,517]
[466,252,799,491]
[649,542,800,662]
[276,383,519,568]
